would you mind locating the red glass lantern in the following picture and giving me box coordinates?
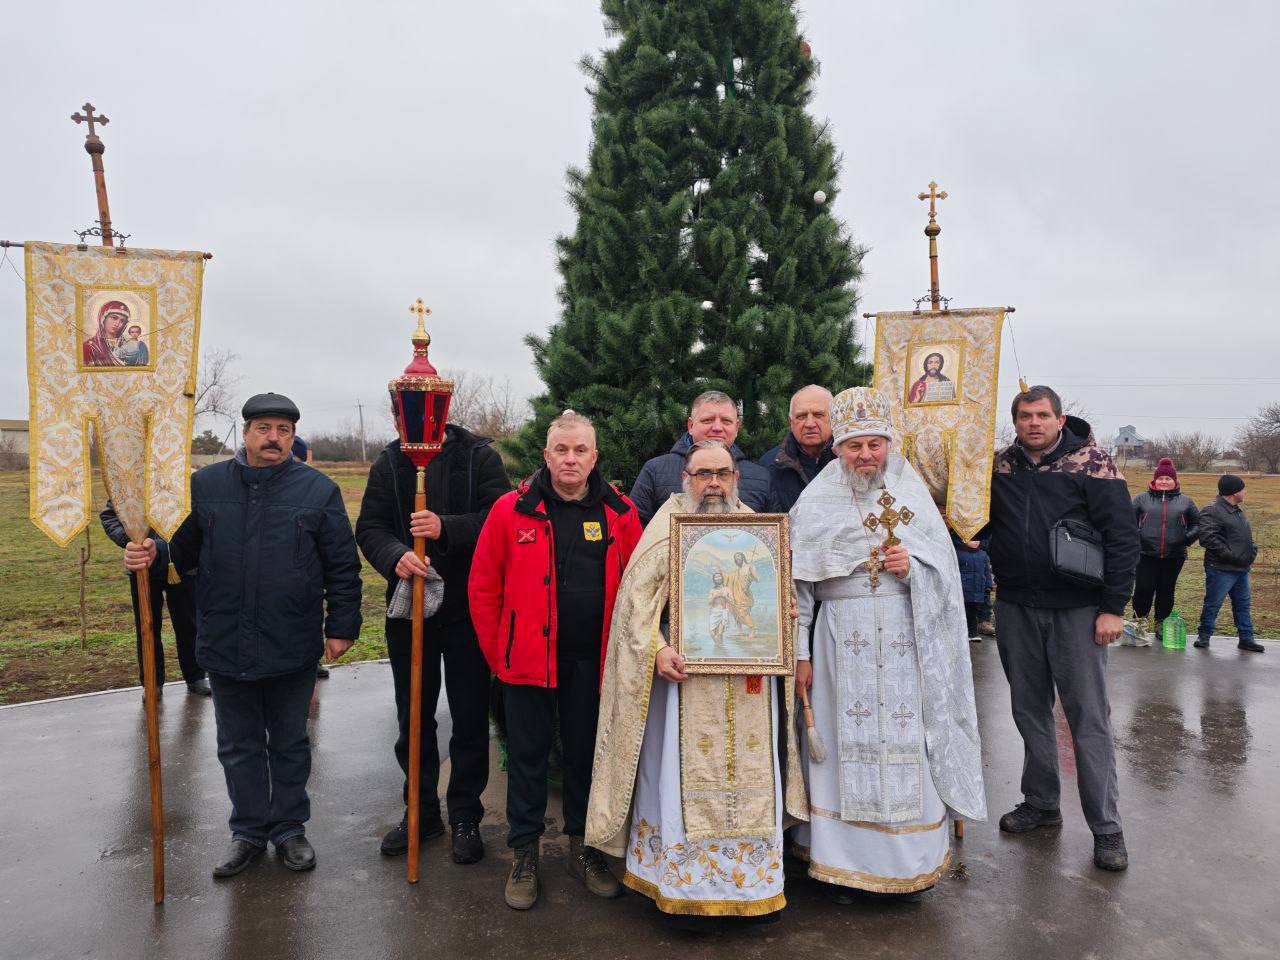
[389,298,454,469]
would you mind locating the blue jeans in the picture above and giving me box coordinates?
[208,665,316,846]
[1196,567,1254,644]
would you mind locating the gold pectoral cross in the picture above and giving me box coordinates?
[863,489,915,549]
[865,547,884,590]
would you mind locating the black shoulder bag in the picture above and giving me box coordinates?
[1027,473,1107,587]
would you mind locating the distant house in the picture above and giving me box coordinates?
[1113,424,1146,459]
[0,418,29,456]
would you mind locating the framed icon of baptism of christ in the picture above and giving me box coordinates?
[668,513,793,676]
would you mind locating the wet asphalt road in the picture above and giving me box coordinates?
[1,639,1275,960]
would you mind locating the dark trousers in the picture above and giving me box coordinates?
[208,665,316,847]
[1132,555,1186,625]
[503,659,600,848]
[994,601,1122,835]
[387,616,491,825]
[965,603,982,637]
[129,573,203,686]
[1197,567,1254,643]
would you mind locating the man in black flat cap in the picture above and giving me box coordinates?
[1195,474,1263,653]
[125,392,363,878]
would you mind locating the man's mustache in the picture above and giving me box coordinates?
[263,442,283,451]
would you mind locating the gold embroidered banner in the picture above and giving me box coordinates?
[26,242,203,545]
[872,307,1003,541]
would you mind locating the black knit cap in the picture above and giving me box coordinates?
[241,392,300,424]
[1218,474,1245,497]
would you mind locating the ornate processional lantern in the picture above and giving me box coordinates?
[387,297,453,884]
[390,297,454,472]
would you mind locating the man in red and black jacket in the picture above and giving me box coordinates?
[469,411,641,911]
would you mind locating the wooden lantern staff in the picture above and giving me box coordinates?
[407,465,428,882]
[72,102,166,902]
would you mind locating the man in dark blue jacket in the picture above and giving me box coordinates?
[759,384,834,512]
[126,392,363,879]
[628,390,774,524]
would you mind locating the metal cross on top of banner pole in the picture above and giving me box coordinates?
[917,181,948,312]
[71,103,128,248]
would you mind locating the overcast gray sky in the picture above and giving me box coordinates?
[3,0,1277,449]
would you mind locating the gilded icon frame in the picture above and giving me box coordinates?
[667,512,793,676]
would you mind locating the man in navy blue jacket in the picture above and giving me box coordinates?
[126,392,362,879]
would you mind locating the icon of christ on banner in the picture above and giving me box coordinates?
[904,340,962,406]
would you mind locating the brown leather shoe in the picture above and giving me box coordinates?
[505,842,540,910]
[568,835,622,899]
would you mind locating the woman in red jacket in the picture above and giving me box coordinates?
[469,411,641,911]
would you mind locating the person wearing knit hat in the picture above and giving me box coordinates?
[1131,458,1201,639]
[1195,475,1262,652]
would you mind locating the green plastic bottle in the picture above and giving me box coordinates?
[1162,611,1187,649]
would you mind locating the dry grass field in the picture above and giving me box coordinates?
[1,466,1274,704]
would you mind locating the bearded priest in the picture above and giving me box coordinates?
[586,440,807,918]
[788,387,986,902]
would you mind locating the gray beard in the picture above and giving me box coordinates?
[682,481,740,513]
[839,459,886,494]
[696,497,734,514]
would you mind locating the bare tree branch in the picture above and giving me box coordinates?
[193,348,244,428]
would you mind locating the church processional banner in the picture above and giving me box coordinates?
[26,242,203,545]
[872,307,1004,542]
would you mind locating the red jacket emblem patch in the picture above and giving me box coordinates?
[516,527,537,544]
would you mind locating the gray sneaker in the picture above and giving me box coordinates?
[505,841,540,910]
[568,835,622,899]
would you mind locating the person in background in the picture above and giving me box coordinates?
[952,530,994,642]
[628,390,774,524]
[1131,457,1200,638]
[759,384,834,512]
[101,499,210,697]
[290,435,330,680]
[1195,475,1262,653]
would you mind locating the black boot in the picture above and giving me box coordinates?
[1093,832,1128,871]
[1238,640,1265,653]
[277,835,316,872]
[212,839,264,879]
[380,809,445,856]
[452,822,484,864]
[999,802,1063,834]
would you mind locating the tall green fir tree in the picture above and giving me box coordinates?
[508,0,867,485]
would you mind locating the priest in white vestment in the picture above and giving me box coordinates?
[789,387,986,900]
[586,440,807,917]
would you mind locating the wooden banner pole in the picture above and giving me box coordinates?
[71,102,166,899]
[407,466,427,883]
[136,573,166,902]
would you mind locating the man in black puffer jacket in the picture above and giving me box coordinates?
[629,390,775,525]
[125,393,363,879]
[1194,475,1262,652]
[985,385,1139,873]
[1131,457,1200,634]
[356,424,510,864]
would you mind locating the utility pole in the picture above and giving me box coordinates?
[356,400,367,463]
